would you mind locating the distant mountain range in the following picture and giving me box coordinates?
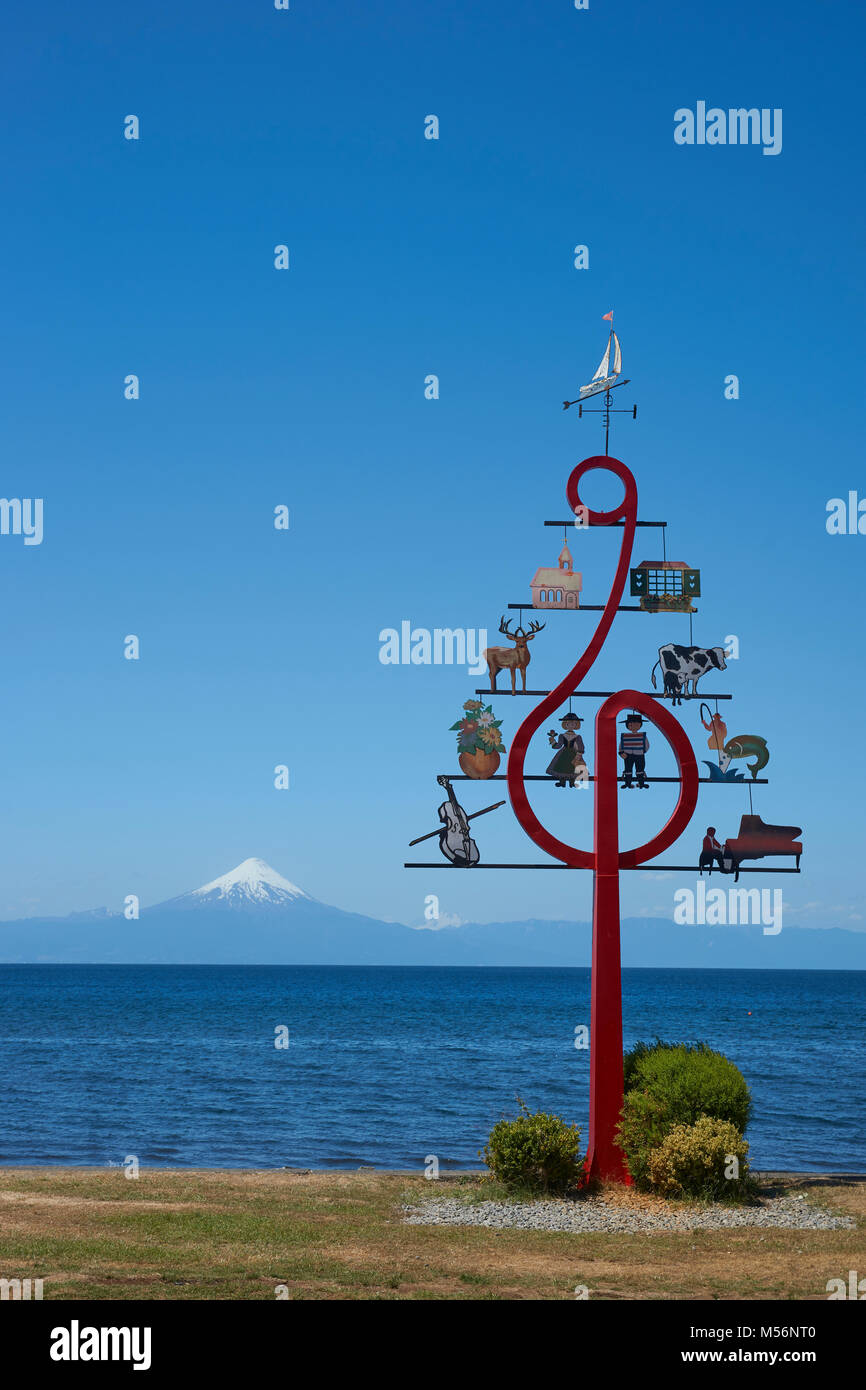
[0,857,862,969]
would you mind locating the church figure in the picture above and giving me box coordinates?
[531,539,583,609]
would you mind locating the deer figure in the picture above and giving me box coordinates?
[483,617,546,694]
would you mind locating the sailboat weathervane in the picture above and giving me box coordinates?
[562,313,637,455]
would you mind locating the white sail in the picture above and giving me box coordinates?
[611,331,622,376]
[575,329,623,400]
[591,335,612,382]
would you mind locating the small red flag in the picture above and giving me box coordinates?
[602,311,613,321]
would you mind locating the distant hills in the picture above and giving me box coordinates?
[0,858,862,969]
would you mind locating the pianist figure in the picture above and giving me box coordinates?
[699,826,726,874]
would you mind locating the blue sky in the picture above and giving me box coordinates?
[1,0,865,945]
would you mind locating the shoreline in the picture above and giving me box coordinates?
[1,1164,864,1178]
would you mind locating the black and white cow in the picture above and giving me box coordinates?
[651,644,728,705]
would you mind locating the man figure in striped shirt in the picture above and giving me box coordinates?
[619,712,650,789]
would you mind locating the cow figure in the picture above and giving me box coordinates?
[651,643,728,705]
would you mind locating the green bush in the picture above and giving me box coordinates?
[623,1040,751,1130]
[647,1117,752,1201]
[616,1090,675,1190]
[617,1041,752,1192]
[623,1038,691,1092]
[482,1100,583,1195]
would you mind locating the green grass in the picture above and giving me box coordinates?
[0,1167,861,1301]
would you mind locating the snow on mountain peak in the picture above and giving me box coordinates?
[186,858,311,907]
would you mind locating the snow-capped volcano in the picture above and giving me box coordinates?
[163,858,314,912]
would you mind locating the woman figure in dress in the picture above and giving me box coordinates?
[546,713,587,788]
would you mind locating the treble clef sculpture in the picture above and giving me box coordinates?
[506,456,700,1181]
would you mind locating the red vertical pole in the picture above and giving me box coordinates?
[587,694,629,1182]
[583,690,700,1181]
[506,456,699,1186]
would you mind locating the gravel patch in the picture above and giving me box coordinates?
[402,1191,854,1234]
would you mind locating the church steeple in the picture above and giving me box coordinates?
[558,540,573,574]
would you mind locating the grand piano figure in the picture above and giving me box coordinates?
[723,815,803,882]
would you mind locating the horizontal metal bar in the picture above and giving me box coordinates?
[475,689,733,700]
[507,602,645,611]
[438,775,768,785]
[544,520,667,528]
[404,863,801,873]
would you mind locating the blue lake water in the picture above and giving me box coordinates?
[0,966,862,1172]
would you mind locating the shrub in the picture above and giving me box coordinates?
[617,1041,752,1191]
[482,1100,583,1195]
[623,1040,751,1131]
[647,1117,752,1201]
[616,1090,675,1190]
[623,1038,686,1092]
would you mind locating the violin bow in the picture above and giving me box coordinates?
[408,800,506,847]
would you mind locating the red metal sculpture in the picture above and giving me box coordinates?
[506,456,700,1181]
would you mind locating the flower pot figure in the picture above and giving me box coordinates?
[459,748,501,779]
[546,713,588,788]
[450,700,506,780]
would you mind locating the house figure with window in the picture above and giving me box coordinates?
[630,560,700,613]
[530,540,583,609]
